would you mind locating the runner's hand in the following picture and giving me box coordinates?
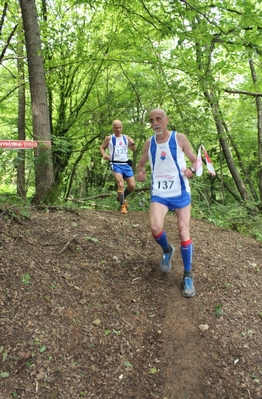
[137,171,146,182]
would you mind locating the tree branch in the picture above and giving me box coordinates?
[225,88,262,97]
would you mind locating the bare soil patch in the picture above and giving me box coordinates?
[0,208,262,399]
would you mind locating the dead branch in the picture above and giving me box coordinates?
[66,187,150,202]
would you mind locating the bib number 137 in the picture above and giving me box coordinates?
[157,180,174,190]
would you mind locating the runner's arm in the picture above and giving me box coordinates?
[100,136,111,160]
[177,133,197,177]
[127,136,136,152]
[137,139,150,181]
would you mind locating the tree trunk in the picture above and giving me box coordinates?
[16,11,26,199]
[65,134,101,198]
[249,59,262,203]
[19,0,54,203]
[221,120,259,202]
[205,91,251,202]
[194,36,253,205]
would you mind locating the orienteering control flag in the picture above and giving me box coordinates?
[196,145,216,177]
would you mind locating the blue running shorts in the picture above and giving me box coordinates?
[151,192,191,210]
[110,163,134,178]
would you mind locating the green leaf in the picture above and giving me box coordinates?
[21,273,31,285]
[85,236,99,243]
[124,361,133,368]
[214,303,224,317]
[1,372,9,378]
[148,368,157,374]
[39,346,46,353]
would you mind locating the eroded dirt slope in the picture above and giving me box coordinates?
[0,208,262,399]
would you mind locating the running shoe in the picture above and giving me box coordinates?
[120,205,128,214]
[159,244,175,273]
[182,276,196,298]
[117,197,128,208]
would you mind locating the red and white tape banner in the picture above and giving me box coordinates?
[0,140,51,149]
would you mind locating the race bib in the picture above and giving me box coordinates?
[115,145,128,156]
[154,177,175,191]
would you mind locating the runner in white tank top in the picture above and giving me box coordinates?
[100,120,136,214]
[137,108,197,297]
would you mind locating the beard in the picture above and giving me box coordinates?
[153,127,163,135]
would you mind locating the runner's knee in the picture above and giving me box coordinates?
[128,181,135,191]
[116,181,124,191]
[150,223,163,236]
[178,226,190,242]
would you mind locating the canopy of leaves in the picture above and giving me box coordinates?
[0,0,262,210]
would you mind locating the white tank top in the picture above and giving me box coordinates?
[148,131,190,198]
[108,135,128,162]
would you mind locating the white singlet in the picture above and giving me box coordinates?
[148,131,190,198]
[108,134,128,162]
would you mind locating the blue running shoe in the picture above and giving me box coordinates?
[159,244,175,273]
[182,276,196,298]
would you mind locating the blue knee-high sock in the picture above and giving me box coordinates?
[181,240,193,274]
[153,230,170,253]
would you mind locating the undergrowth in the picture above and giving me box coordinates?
[0,189,261,243]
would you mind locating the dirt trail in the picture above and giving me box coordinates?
[161,287,207,398]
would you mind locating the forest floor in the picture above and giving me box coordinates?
[0,206,262,399]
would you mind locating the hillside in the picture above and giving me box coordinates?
[0,208,262,399]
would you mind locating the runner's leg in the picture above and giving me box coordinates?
[175,204,192,272]
[150,202,170,251]
[113,172,125,205]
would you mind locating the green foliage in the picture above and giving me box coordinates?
[0,194,32,221]
[191,189,262,242]
[214,304,224,318]
[21,273,31,285]
[148,367,157,374]
[0,0,262,212]
[0,372,9,378]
